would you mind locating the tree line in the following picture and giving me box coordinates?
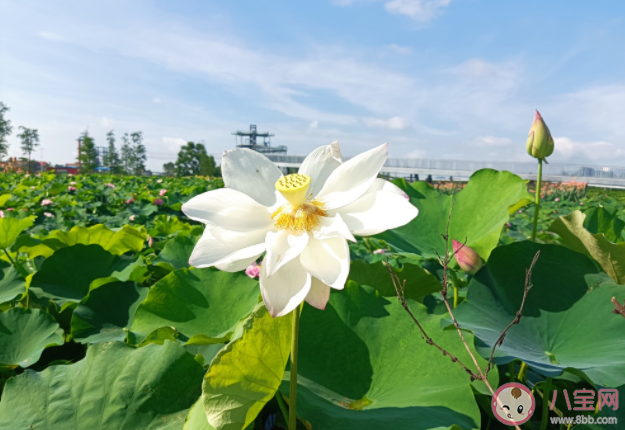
[1,101,220,177]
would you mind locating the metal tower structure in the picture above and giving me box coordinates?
[232,125,287,154]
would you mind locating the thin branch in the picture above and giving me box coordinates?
[612,297,625,319]
[386,261,479,380]
[485,251,540,375]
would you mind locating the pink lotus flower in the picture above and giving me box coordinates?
[126,196,135,204]
[129,215,136,221]
[157,179,163,183]
[153,198,164,206]
[518,210,523,213]
[506,222,511,227]
[31,186,35,190]
[0,210,3,218]
[24,174,30,178]
[68,186,76,191]
[452,239,483,275]
[104,183,115,189]
[580,202,584,206]
[41,199,53,206]
[43,212,54,218]
[148,236,154,248]
[70,181,77,186]
[245,262,260,279]
[373,249,386,255]
[555,198,560,202]
[159,189,167,197]
[6,208,14,211]
[68,173,73,177]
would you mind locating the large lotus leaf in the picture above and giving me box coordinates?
[29,244,137,306]
[348,259,440,302]
[0,216,35,249]
[184,398,215,430]
[130,268,259,343]
[71,280,149,344]
[279,281,494,430]
[453,241,625,387]
[377,169,532,261]
[154,234,199,270]
[0,308,64,367]
[203,304,291,430]
[0,341,204,429]
[583,206,625,243]
[0,259,25,304]
[19,224,147,258]
[550,210,625,284]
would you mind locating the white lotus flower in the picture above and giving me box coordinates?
[182,141,418,317]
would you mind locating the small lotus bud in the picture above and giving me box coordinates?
[452,239,483,275]
[526,110,554,160]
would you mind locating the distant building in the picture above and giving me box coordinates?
[47,164,80,175]
[232,124,287,154]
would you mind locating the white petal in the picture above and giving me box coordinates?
[181,188,272,231]
[298,141,343,197]
[305,277,331,310]
[313,213,356,242]
[300,237,350,290]
[316,143,388,210]
[336,189,419,236]
[189,225,268,270]
[215,254,262,272]
[264,230,309,277]
[367,178,410,199]
[222,149,283,207]
[260,257,311,317]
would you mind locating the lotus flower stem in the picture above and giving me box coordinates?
[517,361,528,382]
[531,158,543,242]
[289,304,302,430]
[539,377,553,430]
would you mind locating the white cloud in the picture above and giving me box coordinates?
[152,97,161,103]
[388,44,412,54]
[309,120,319,130]
[475,136,512,147]
[162,136,187,152]
[39,31,64,41]
[100,116,114,127]
[384,0,452,22]
[553,137,625,164]
[364,116,410,129]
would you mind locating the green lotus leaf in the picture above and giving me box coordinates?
[0,216,35,249]
[203,303,291,430]
[377,169,532,262]
[454,241,625,387]
[0,308,64,367]
[0,341,204,429]
[0,260,26,304]
[71,280,149,344]
[279,281,494,430]
[550,210,625,284]
[130,268,260,344]
[29,244,138,306]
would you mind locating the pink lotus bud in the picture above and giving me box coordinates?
[6,208,14,211]
[159,189,167,197]
[68,186,76,191]
[148,236,154,248]
[41,199,53,206]
[555,198,560,202]
[104,183,115,189]
[452,239,483,275]
[373,249,386,255]
[526,110,554,160]
[153,198,164,206]
[129,215,136,222]
[43,212,54,218]
[245,262,260,279]
[0,210,3,218]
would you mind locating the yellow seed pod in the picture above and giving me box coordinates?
[275,173,311,208]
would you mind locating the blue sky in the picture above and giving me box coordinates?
[1,0,624,171]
